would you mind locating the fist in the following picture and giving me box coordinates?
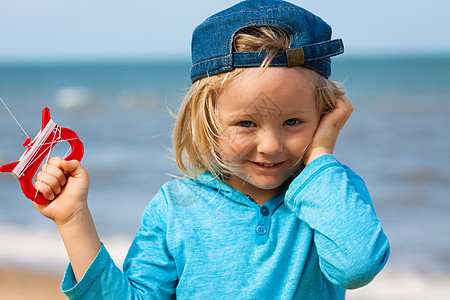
[34,157,90,225]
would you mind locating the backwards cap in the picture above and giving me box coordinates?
[190,0,344,82]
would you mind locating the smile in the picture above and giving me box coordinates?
[253,161,284,168]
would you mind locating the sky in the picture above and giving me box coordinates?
[1,0,449,62]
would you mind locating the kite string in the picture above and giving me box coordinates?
[0,97,30,139]
[34,129,60,200]
[22,138,78,175]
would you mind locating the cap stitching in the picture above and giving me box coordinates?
[191,54,232,69]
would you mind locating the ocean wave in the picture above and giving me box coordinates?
[347,266,450,300]
[0,223,132,273]
[55,87,97,110]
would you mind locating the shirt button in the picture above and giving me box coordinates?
[256,225,267,236]
[260,206,269,216]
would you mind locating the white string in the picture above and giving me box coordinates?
[62,147,72,160]
[12,120,57,177]
[17,127,61,176]
[14,134,78,177]
[25,138,79,168]
[18,142,55,177]
[34,129,59,199]
[29,137,79,149]
[0,97,30,139]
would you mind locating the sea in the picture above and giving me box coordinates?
[0,56,449,278]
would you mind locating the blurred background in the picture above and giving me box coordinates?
[0,1,449,299]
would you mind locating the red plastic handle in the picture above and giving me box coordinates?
[0,107,84,204]
[22,126,83,204]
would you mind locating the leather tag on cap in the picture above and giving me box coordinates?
[286,48,305,67]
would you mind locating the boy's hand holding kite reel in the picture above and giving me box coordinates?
[0,107,84,204]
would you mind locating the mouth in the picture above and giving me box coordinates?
[252,161,285,168]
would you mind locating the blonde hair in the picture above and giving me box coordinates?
[173,26,344,179]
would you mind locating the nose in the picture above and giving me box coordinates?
[256,129,283,155]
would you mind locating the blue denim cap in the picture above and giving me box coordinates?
[191,0,344,82]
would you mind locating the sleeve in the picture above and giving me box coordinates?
[285,155,390,289]
[61,189,177,299]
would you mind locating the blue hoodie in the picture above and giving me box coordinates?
[62,155,389,299]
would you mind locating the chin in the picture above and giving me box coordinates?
[246,175,292,191]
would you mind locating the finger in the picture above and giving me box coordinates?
[34,180,55,201]
[337,95,353,113]
[339,96,353,124]
[38,162,67,187]
[61,160,88,180]
[324,96,353,129]
[46,156,64,167]
[35,170,63,195]
[335,95,349,108]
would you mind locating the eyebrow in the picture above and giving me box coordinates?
[280,108,316,116]
[223,109,315,123]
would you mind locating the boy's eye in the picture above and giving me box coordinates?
[238,121,254,128]
[284,119,300,126]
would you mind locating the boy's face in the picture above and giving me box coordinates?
[217,67,320,203]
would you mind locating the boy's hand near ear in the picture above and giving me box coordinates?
[303,95,353,166]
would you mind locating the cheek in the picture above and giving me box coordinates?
[287,124,319,154]
[285,138,307,156]
[218,129,256,162]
